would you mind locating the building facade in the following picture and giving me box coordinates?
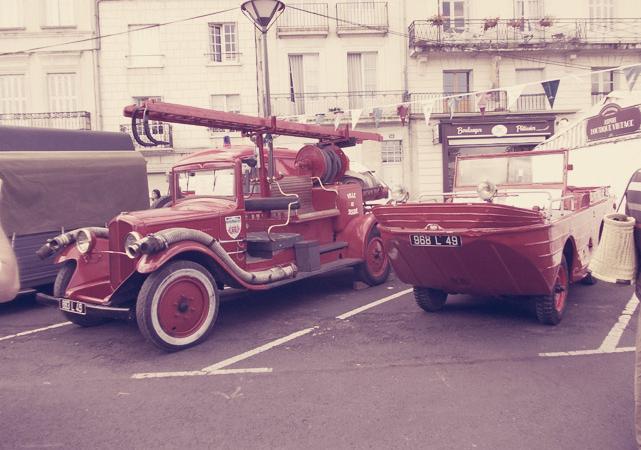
[0,0,99,130]
[406,0,641,195]
[17,0,635,195]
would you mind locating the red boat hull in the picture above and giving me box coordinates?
[374,202,609,297]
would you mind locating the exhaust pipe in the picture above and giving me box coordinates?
[129,228,297,285]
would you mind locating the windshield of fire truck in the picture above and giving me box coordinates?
[455,152,565,188]
[176,167,235,199]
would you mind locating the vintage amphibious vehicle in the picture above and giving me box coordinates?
[373,149,614,325]
[37,101,391,351]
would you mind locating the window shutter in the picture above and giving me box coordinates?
[362,52,377,91]
[0,75,26,114]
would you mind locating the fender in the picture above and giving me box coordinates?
[135,240,255,290]
[54,238,111,297]
[336,213,378,260]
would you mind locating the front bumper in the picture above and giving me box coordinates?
[36,293,133,321]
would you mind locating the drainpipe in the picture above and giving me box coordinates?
[93,0,104,130]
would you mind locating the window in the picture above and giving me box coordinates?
[210,94,241,113]
[589,0,614,30]
[514,0,544,18]
[443,70,471,112]
[177,168,236,199]
[0,0,23,29]
[591,67,618,104]
[47,73,77,111]
[44,0,74,27]
[347,52,377,109]
[382,140,402,164]
[589,0,614,20]
[288,53,320,114]
[128,24,162,67]
[0,75,26,114]
[515,68,546,110]
[208,23,238,63]
[441,0,466,33]
[210,94,241,132]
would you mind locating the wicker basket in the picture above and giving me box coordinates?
[589,213,637,284]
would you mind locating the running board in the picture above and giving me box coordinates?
[260,258,361,290]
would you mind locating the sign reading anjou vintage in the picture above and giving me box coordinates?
[586,103,641,142]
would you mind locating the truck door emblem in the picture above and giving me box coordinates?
[225,215,242,239]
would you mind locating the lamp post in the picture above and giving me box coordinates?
[241,0,285,185]
[241,0,285,118]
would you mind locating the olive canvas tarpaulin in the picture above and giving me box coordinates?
[0,151,149,235]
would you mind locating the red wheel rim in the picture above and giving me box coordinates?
[157,276,210,338]
[554,266,568,313]
[366,237,387,278]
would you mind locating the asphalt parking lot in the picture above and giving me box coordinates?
[0,271,638,450]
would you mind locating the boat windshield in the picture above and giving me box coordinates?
[176,167,235,199]
[456,152,565,188]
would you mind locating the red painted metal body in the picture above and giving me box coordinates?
[374,149,614,297]
[54,102,386,310]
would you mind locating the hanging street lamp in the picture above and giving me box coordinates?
[241,0,286,181]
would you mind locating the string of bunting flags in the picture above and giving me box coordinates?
[279,63,641,130]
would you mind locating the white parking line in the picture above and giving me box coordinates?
[336,288,413,320]
[539,293,639,358]
[0,321,72,342]
[132,367,273,379]
[131,327,317,379]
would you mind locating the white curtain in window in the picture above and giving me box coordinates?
[45,0,74,26]
[0,75,26,114]
[347,53,377,109]
[48,73,77,112]
[0,0,22,28]
[289,55,305,114]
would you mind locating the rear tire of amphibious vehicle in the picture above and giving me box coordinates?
[136,260,219,352]
[535,256,570,326]
[355,227,391,286]
[54,263,107,327]
[414,287,448,312]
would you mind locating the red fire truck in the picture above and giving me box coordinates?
[37,101,391,351]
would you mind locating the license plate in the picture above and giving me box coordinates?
[409,234,462,247]
[60,299,87,315]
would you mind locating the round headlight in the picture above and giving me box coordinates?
[75,228,95,254]
[476,180,497,202]
[124,231,143,259]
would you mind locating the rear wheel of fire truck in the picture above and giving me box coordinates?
[54,263,107,327]
[413,287,448,312]
[136,260,219,352]
[535,256,569,325]
[355,227,391,286]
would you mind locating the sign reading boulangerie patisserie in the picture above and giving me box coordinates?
[586,103,641,142]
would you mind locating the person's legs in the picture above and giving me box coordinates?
[635,283,641,447]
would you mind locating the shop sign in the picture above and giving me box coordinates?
[445,121,553,138]
[586,103,641,142]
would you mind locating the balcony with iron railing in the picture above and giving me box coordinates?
[409,18,641,52]
[336,2,388,35]
[120,122,173,149]
[0,111,91,130]
[271,90,405,120]
[277,3,329,36]
[408,91,549,114]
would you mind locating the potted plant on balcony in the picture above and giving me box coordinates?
[429,14,445,26]
[483,17,499,31]
[538,16,554,27]
[508,17,525,29]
